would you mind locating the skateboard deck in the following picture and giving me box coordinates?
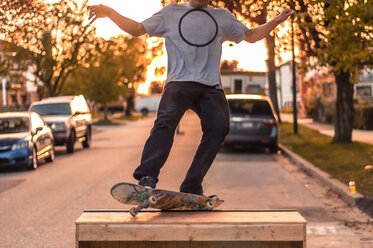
[111,182,224,216]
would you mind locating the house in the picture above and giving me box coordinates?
[0,42,39,110]
[355,68,373,104]
[220,71,266,95]
[272,61,302,111]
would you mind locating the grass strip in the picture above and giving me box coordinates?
[93,119,121,126]
[114,115,144,121]
[279,123,373,197]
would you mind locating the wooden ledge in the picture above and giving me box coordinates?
[76,210,307,244]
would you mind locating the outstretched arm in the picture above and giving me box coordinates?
[89,5,146,37]
[245,9,295,43]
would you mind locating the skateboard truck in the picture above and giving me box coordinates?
[129,192,157,217]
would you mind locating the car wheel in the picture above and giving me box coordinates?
[141,108,149,116]
[66,130,75,153]
[27,147,38,170]
[45,145,55,163]
[82,127,91,149]
[268,144,278,154]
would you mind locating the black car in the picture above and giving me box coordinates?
[224,94,278,153]
[0,112,55,170]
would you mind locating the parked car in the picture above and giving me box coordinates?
[29,95,92,153]
[135,95,161,116]
[0,112,55,170]
[224,94,278,153]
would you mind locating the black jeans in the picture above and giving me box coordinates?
[133,81,230,195]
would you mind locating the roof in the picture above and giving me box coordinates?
[226,94,270,101]
[0,112,30,118]
[221,71,266,76]
[30,95,85,105]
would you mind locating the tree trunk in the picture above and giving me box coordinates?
[265,35,281,122]
[103,103,108,121]
[126,88,135,117]
[333,69,354,143]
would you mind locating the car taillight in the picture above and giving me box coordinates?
[262,119,277,127]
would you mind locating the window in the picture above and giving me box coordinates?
[31,113,44,132]
[71,96,89,114]
[356,86,372,98]
[30,103,71,116]
[0,117,29,134]
[229,99,273,116]
[247,85,261,94]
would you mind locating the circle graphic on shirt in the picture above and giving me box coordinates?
[178,8,218,47]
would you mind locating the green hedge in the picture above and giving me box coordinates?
[309,103,373,130]
[354,106,373,130]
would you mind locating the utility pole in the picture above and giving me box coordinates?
[2,78,6,107]
[291,17,298,134]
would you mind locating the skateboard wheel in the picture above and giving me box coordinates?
[206,201,214,210]
[148,196,157,204]
[209,195,220,201]
[129,207,138,217]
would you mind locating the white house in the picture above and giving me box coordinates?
[220,71,266,95]
[355,68,373,103]
[271,61,301,110]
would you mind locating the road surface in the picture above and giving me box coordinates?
[0,111,372,247]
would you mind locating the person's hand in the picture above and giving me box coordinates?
[89,4,112,24]
[276,9,296,23]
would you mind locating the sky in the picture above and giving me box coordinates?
[86,0,268,69]
[46,0,275,94]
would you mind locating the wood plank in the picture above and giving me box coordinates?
[76,210,307,225]
[77,241,303,248]
[78,223,304,242]
[76,210,307,247]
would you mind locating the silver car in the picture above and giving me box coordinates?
[29,95,92,153]
[224,94,278,153]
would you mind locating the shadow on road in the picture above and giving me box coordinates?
[0,145,87,174]
[219,145,270,154]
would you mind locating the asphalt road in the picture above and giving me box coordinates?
[0,111,372,248]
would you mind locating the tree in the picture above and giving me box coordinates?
[150,81,164,94]
[291,0,373,142]
[1,0,41,32]
[3,0,96,97]
[64,34,152,119]
[220,59,240,72]
[0,41,32,104]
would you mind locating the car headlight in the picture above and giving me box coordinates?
[11,141,28,150]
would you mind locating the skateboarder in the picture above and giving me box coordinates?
[89,1,295,195]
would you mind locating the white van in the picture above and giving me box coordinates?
[135,95,161,116]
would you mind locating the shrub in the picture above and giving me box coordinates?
[354,105,373,130]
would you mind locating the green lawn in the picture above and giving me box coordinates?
[114,114,144,121]
[93,119,121,126]
[279,123,373,197]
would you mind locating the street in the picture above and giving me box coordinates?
[0,111,372,248]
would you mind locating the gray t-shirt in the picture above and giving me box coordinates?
[142,3,249,87]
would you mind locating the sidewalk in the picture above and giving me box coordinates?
[280,113,373,145]
[279,113,373,217]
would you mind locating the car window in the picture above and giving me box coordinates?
[229,99,274,116]
[71,97,89,114]
[31,113,45,132]
[0,117,29,134]
[30,103,71,116]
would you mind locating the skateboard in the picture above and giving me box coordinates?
[111,182,224,217]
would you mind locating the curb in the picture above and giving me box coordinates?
[278,144,364,207]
